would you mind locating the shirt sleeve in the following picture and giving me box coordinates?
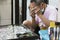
[48,8,57,21]
[35,15,39,24]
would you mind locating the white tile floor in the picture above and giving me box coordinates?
[0,25,14,40]
[0,25,29,40]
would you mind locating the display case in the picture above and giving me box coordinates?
[8,25,40,40]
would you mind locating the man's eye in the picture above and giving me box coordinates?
[28,6,30,9]
[42,4,43,6]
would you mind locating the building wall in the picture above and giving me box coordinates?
[27,0,32,20]
[13,0,15,24]
[0,0,11,25]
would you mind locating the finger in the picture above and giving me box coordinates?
[30,12,35,17]
[35,9,40,13]
[30,13,35,16]
[31,7,37,11]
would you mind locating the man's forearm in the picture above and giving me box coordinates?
[39,15,50,27]
[32,18,38,28]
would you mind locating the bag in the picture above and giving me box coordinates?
[39,30,50,40]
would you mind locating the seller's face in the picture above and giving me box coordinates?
[29,2,36,11]
[39,2,44,9]
[39,2,45,12]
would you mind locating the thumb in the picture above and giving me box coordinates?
[35,9,40,13]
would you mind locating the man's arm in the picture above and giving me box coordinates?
[29,2,39,29]
[39,15,50,26]
[32,17,39,29]
[30,11,39,29]
[37,8,57,27]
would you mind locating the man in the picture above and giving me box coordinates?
[23,0,57,40]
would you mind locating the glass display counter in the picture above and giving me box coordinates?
[6,24,40,40]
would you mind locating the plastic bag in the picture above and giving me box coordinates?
[39,30,50,40]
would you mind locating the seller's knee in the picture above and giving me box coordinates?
[23,20,32,26]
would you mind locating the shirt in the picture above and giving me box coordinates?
[35,5,57,28]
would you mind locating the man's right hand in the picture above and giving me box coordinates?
[30,11,35,18]
[29,2,36,18]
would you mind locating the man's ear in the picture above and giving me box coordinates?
[41,2,44,6]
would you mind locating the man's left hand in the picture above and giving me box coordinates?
[34,6,42,16]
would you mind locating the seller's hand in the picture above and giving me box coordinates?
[34,6,42,16]
[30,11,35,18]
[29,2,36,18]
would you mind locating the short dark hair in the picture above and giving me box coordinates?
[30,0,48,5]
[30,0,36,3]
